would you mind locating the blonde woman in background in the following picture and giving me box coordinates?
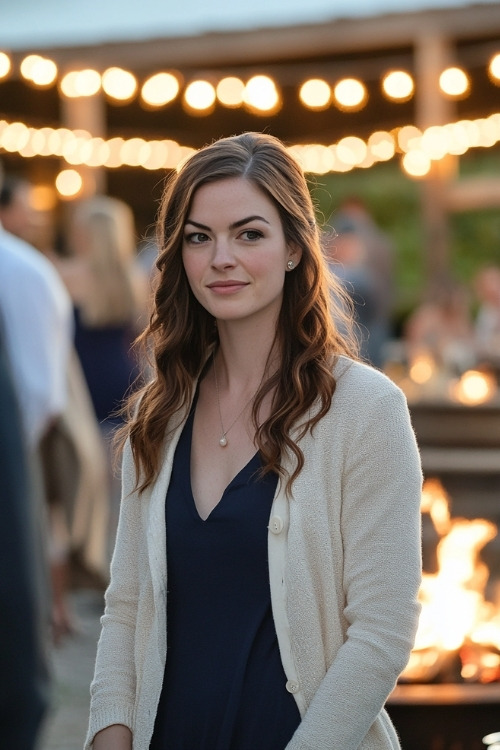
[56,195,150,563]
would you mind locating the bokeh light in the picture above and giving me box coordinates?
[488,53,500,84]
[402,149,432,177]
[60,69,101,97]
[183,80,216,112]
[0,52,12,80]
[333,78,367,110]
[299,79,331,110]
[55,169,83,198]
[102,67,137,102]
[243,75,280,113]
[382,70,414,101]
[439,67,470,98]
[216,76,245,107]
[141,72,179,107]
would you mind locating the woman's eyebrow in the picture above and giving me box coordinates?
[184,218,210,230]
[230,215,270,229]
[184,215,270,231]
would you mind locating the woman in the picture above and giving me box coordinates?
[56,195,150,564]
[59,195,148,429]
[85,132,422,750]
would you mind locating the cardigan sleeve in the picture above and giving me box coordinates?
[84,439,142,748]
[287,382,423,750]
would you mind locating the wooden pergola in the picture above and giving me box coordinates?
[2,1,500,274]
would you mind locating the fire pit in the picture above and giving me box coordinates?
[381,362,500,747]
[386,477,500,750]
[387,683,500,750]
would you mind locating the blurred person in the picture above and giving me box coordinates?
[473,264,500,367]
[1,179,117,587]
[0,162,77,642]
[327,196,395,368]
[404,276,475,374]
[325,221,378,365]
[55,195,149,560]
[0,323,51,750]
[85,133,422,750]
[0,174,39,245]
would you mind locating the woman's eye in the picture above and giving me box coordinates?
[241,229,263,241]
[185,232,209,244]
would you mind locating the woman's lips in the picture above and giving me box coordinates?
[207,281,248,294]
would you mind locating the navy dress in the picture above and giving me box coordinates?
[149,402,301,750]
[73,307,139,424]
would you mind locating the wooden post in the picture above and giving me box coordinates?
[60,87,107,198]
[414,32,458,286]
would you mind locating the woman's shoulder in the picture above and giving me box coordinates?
[332,355,403,402]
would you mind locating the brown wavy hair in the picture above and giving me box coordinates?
[122,131,358,495]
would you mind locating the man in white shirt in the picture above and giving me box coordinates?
[0,219,73,448]
[0,161,75,747]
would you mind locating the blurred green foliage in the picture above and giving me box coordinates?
[310,147,500,326]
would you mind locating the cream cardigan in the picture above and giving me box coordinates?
[85,356,422,750]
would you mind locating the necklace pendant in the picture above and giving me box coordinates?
[219,435,228,447]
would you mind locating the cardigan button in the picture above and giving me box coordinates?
[286,679,299,694]
[269,516,284,534]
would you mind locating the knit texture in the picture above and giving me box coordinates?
[84,357,422,750]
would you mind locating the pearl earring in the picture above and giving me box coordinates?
[287,260,294,270]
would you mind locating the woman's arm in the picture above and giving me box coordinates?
[92,724,132,750]
[287,382,423,750]
[84,440,143,748]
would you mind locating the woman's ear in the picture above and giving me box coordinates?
[287,242,303,268]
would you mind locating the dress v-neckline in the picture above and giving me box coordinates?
[185,405,259,522]
[190,450,260,522]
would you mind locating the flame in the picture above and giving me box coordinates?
[402,478,500,682]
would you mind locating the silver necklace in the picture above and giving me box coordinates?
[212,355,261,448]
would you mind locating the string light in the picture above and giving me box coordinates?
[1,47,498,115]
[141,72,180,107]
[299,78,331,110]
[368,131,396,161]
[183,80,216,112]
[216,76,245,107]
[55,169,83,198]
[0,51,11,80]
[19,54,58,87]
[439,66,470,98]
[243,75,281,114]
[333,78,367,111]
[60,69,101,97]
[1,109,499,187]
[382,70,414,101]
[336,136,368,166]
[101,67,137,102]
[489,53,500,83]
[402,150,432,178]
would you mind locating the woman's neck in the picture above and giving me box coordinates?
[214,320,279,392]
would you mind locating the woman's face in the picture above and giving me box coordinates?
[182,177,301,328]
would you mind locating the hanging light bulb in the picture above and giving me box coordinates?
[243,75,281,114]
[0,51,12,80]
[299,79,331,110]
[439,67,470,99]
[333,78,367,111]
[141,72,180,107]
[488,53,500,84]
[216,77,245,108]
[102,67,137,102]
[381,70,414,102]
[183,80,216,113]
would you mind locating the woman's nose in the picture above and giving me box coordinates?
[211,237,236,267]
